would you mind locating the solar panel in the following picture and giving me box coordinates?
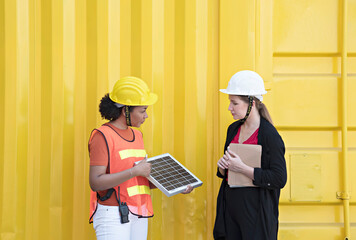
[141,153,203,197]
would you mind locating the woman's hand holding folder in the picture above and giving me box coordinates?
[225,148,255,180]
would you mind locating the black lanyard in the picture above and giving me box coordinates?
[240,96,253,123]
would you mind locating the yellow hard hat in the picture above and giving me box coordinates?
[109,77,158,106]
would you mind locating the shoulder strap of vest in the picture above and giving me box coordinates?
[102,123,136,142]
[88,128,111,172]
[89,128,115,204]
[132,128,143,137]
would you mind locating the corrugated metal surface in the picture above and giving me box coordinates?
[1,0,219,239]
[272,0,356,239]
[0,0,355,239]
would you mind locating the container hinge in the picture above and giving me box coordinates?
[336,191,351,200]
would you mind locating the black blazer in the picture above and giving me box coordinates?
[213,117,287,240]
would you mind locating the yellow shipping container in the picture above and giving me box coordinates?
[0,0,355,239]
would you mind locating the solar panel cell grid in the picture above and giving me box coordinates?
[142,153,203,197]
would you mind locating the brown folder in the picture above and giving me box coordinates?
[227,143,262,187]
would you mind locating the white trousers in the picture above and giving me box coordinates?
[93,203,148,240]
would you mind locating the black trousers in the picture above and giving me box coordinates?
[224,186,260,240]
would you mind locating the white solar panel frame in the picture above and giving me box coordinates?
[141,153,203,197]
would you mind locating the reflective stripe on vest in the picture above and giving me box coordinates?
[119,149,146,160]
[127,185,151,197]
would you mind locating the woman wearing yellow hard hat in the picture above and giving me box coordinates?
[88,77,192,240]
[213,70,287,240]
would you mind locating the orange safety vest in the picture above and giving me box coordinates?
[89,124,154,223]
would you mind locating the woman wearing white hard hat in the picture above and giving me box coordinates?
[213,70,287,240]
[88,77,193,240]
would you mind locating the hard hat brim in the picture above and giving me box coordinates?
[219,89,267,95]
[219,89,233,94]
[141,93,158,106]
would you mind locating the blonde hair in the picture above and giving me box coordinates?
[238,96,273,125]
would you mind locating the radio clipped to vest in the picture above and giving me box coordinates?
[98,187,130,224]
[117,187,129,224]
[119,202,129,224]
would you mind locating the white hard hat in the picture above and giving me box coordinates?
[220,70,267,101]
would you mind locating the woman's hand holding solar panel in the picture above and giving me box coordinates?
[132,158,152,178]
[181,185,193,194]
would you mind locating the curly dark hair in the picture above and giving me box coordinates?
[99,94,123,121]
[99,94,136,121]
